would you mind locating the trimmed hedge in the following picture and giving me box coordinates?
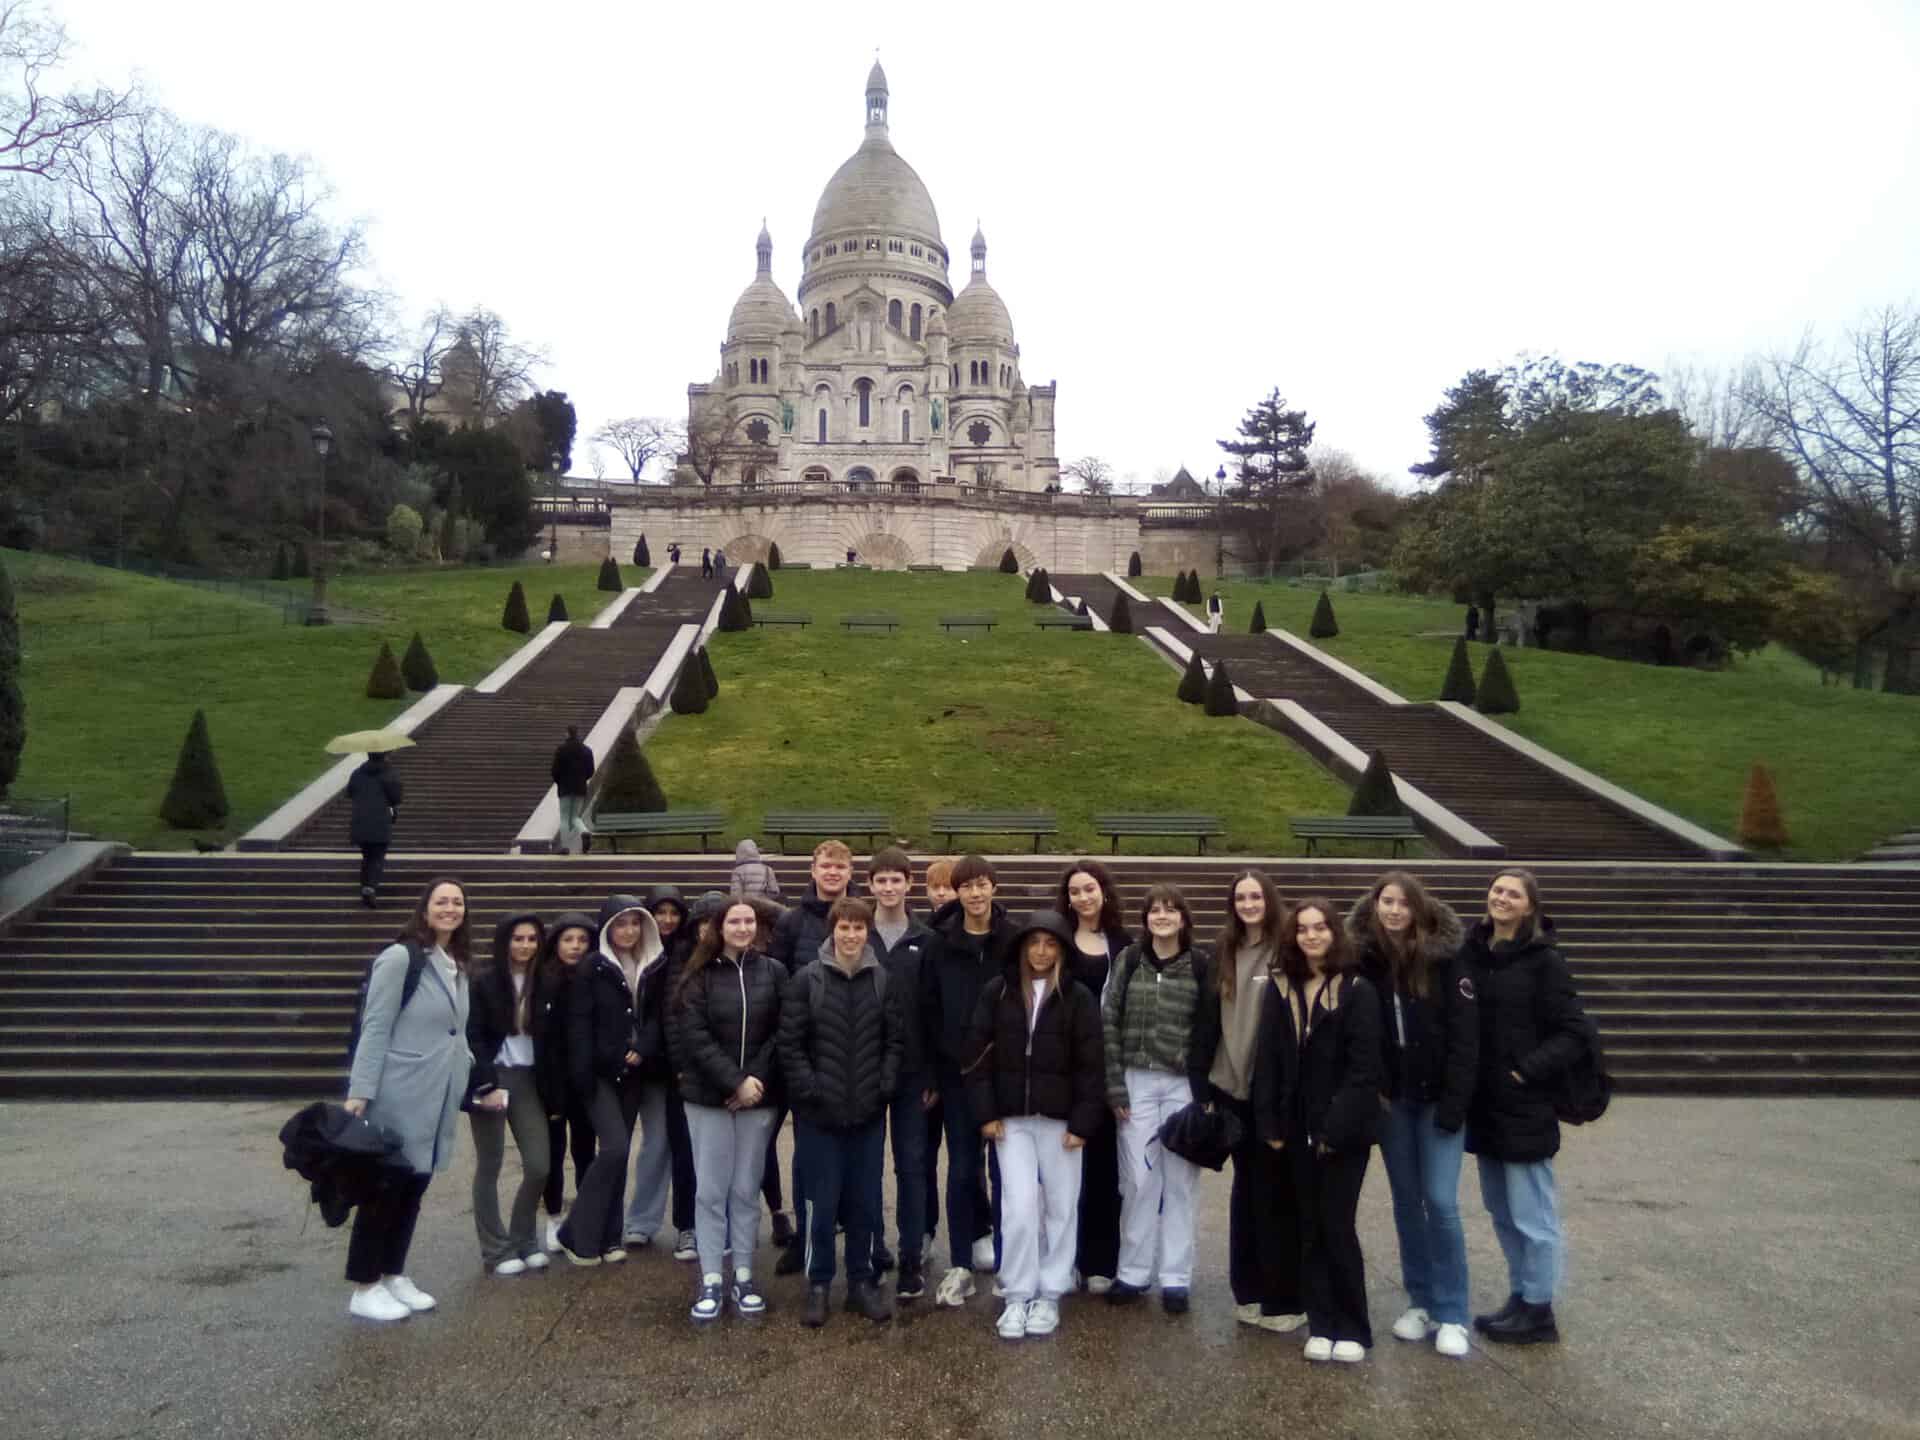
[718,585,753,632]
[597,555,623,592]
[746,562,773,599]
[1738,762,1787,848]
[547,592,569,624]
[1476,647,1520,714]
[502,581,531,633]
[1176,650,1207,704]
[401,632,439,692]
[1107,592,1133,634]
[634,534,650,566]
[999,547,1019,574]
[669,656,709,714]
[1309,590,1338,639]
[598,726,667,812]
[1127,551,1142,578]
[768,541,783,570]
[1439,636,1477,704]
[366,641,406,699]
[158,708,229,829]
[698,645,719,700]
[1203,660,1238,716]
[1249,600,1267,634]
[1348,748,1406,817]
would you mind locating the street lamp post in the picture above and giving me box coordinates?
[309,420,333,626]
[548,456,563,562]
[1214,464,1228,580]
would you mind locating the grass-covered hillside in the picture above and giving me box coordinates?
[1144,576,1920,861]
[8,552,632,848]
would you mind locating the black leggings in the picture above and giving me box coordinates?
[544,1096,596,1216]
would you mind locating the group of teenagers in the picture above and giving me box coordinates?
[342,844,1594,1359]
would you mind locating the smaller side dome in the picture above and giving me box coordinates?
[947,278,1013,346]
[727,224,797,340]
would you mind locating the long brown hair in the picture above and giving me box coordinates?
[676,899,760,1004]
[1275,896,1355,991]
[1055,859,1125,940]
[493,915,545,1032]
[1363,869,1444,999]
[1215,868,1283,1001]
[400,876,472,970]
[1488,867,1543,947]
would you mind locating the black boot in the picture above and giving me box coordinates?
[1474,1292,1524,1333]
[872,1241,896,1274]
[846,1280,893,1323]
[803,1284,830,1328]
[775,1238,804,1276]
[1483,1300,1558,1345]
[771,1212,795,1248]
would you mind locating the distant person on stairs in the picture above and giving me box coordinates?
[731,839,782,901]
[551,727,596,855]
[701,547,714,580]
[347,752,402,908]
[1207,591,1225,634]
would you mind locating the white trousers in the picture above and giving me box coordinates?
[1116,1067,1198,1289]
[995,1115,1084,1303]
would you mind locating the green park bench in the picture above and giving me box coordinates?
[930,808,1059,853]
[841,612,901,632]
[907,564,947,573]
[938,614,997,632]
[1289,815,1423,857]
[586,809,727,853]
[751,612,813,628]
[1035,614,1092,630]
[761,810,893,851]
[1093,813,1227,855]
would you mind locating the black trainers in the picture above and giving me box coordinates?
[846,1280,893,1323]
[871,1242,896,1274]
[771,1212,795,1248]
[1474,1293,1525,1333]
[803,1284,830,1328]
[690,1280,724,1324]
[1483,1300,1558,1345]
[1106,1279,1147,1306]
[1161,1287,1190,1315]
[895,1259,925,1301]
[731,1276,766,1316]
[774,1239,805,1276]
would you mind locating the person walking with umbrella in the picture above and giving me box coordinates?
[344,743,404,908]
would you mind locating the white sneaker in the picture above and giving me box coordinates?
[673,1230,698,1261]
[971,1235,997,1271]
[1234,1302,1262,1327]
[992,1278,1008,1298]
[544,1217,563,1253]
[492,1257,528,1277]
[1025,1298,1060,1335]
[934,1266,977,1308]
[1331,1340,1366,1363]
[996,1300,1029,1339]
[1258,1311,1307,1334]
[348,1284,411,1322]
[523,1251,550,1271]
[1435,1322,1470,1358]
[1085,1274,1114,1296]
[381,1276,435,1312]
[603,1246,628,1264]
[1391,1306,1434,1341]
[1303,1335,1334,1362]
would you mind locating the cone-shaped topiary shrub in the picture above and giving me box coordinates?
[670,654,709,714]
[1737,762,1788,848]
[1172,570,1188,602]
[502,581,531,633]
[367,641,406,699]
[1249,600,1267,634]
[634,534,650,566]
[1203,659,1238,715]
[1476,646,1520,713]
[1076,597,1090,617]
[159,708,229,829]
[1348,748,1406,816]
[291,545,310,579]
[698,645,719,699]
[1108,591,1133,634]
[272,543,290,581]
[718,585,752,632]
[1309,589,1338,638]
[768,541,783,570]
[0,550,22,798]
[401,632,439,692]
[1127,551,1142,578]
[597,555,622,592]
[547,592,569,624]
[1439,636,1477,704]
[598,726,667,812]
[1023,568,1041,601]
[746,561,773,599]
[1176,650,1207,704]
[999,547,1019,574]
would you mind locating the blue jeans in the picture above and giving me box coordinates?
[886,1074,929,1263]
[795,1116,885,1287]
[939,1075,1002,1272]
[1477,1155,1562,1304]
[1379,1100,1470,1324]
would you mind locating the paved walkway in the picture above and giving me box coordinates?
[3,1098,1915,1439]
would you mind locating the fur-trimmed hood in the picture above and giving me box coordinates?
[1347,892,1464,968]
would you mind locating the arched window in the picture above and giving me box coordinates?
[817,409,827,443]
[888,299,902,330]
[855,378,872,428]
[910,304,922,340]
[951,364,959,386]
[825,302,837,332]
[809,310,818,342]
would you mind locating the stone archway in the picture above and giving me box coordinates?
[843,529,917,571]
[971,530,1036,572]
[717,531,779,564]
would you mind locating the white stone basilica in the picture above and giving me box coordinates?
[680,62,1059,495]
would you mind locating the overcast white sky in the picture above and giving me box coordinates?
[55,0,1920,487]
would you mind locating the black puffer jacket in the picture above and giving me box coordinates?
[1462,917,1590,1163]
[921,899,1019,1078]
[533,912,595,1113]
[567,897,665,1096]
[1252,973,1385,1153]
[671,949,788,1109]
[872,912,936,1078]
[963,913,1107,1138]
[777,940,905,1130]
[466,910,544,1105]
[1349,895,1477,1130]
[346,757,402,847]
[769,884,839,971]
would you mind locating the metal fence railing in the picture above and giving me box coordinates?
[0,794,70,876]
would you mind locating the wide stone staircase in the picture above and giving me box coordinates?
[2,853,1915,1099]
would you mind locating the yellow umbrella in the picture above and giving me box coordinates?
[324,729,417,755]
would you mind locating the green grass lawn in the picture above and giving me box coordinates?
[8,552,639,848]
[642,569,1350,856]
[1140,576,1920,860]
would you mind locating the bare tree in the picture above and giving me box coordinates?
[440,307,542,424]
[1061,454,1114,495]
[592,415,673,481]
[662,409,732,486]
[387,304,455,422]
[0,195,95,421]
[1665,360,1772,450]
[0,2,135,180]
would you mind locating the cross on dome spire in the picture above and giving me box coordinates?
[755,219,772,274]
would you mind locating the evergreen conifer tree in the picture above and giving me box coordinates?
[999,547,1019,574]
[1107,591,1133,634]
[1347,748,1405,816]
[1249,600,1267,634]
[597,555,622,591]
[291,545,310,579]
[547,592,569,624]
[1176,650,1207,704]
[502,581,531,633]
[0,550,21,797]
[1127,551,1142,578]
[746,562,773,599]
[698,645,719,699]
[1172,570,1188,602]
[1439,636,1477,704]
[670,655,709,714]
[598,726,668,812]
[1737,763,1788,848]
[1309,589,1339,638]
[768,541,783,570]
[1203,660,1238,715]
[400,633,439,692]
[367,641,406,699]
[1476,647,1520,713]
[718,585,752,632]
[634,534,650,566]
[159,709,229,829]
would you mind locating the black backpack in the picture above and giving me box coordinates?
[1538,987,1612,1126]
[346,940,431,1071]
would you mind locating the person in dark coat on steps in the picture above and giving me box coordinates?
[346,752,402,907]
[535,913,596,1251]
[1463,869,1593,1346]
[550,727,595,854]
[964,910,1106,1341]
[1349,872,1475,1358]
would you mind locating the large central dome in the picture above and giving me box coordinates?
[805,62,944,250]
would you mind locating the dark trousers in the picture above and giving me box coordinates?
[763,1105,791,1218]
[1076,1109,1122,1282]
[357,844,388,893]
[885,1075,930,1263]
[666,1080,696,1233]
[1291,1143,1373,1345]
[939,1077,1003,1271]
[544,1094,596,1216]
[559,1078,640,1257]
[795,1115,885,1287]
[1225,1102,1300,1311]
[346,1173,431,1284]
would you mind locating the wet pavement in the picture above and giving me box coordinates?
[2,1097,1916,1440]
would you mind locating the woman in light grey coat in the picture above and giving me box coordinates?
[344,876,474,1323]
